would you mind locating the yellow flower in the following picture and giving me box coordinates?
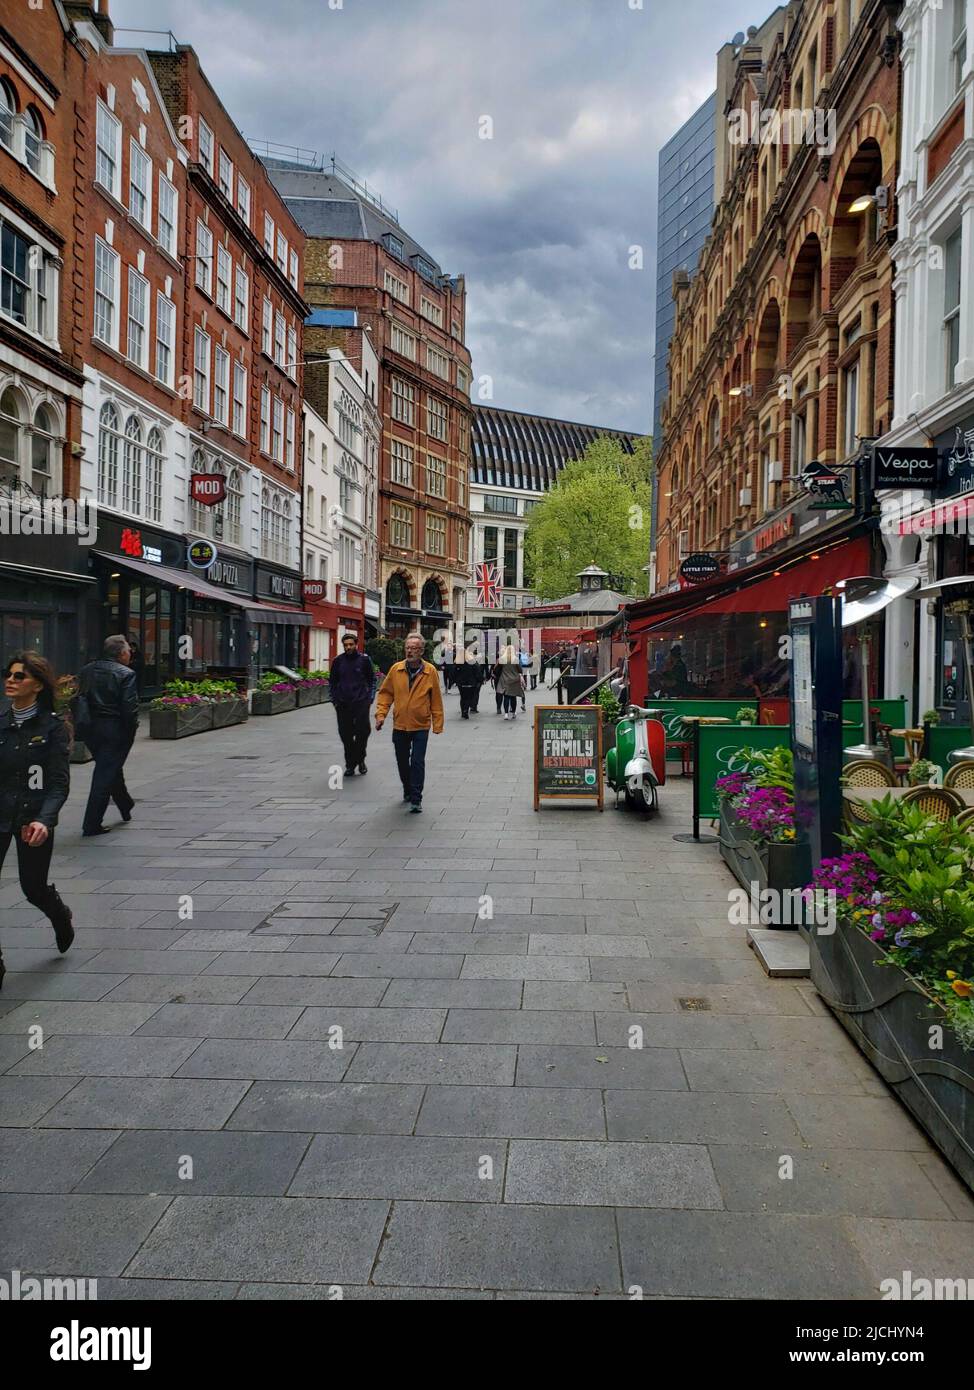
[951,980,973,998]
[946,971,958,980]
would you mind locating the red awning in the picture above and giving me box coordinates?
[643,535,873,630]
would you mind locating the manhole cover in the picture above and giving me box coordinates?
[677,997,711,1011]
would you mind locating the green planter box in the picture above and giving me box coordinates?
[149,703,216,739]
[805,919,974,1191]
[252,688,297,716]
[718,802,811,922]
[211,697,249,729]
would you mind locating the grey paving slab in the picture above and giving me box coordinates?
[289,1134,506,1201]
[331,953,462,978]
[416,1084,605,1140]
[9,1035,203,1078]
[289,1007,446,1043]
[380,978,523,1010]
[100,975,257,1005]
[92,1278,241,1298]
[127,1195,389,1284]
[590,957,725,983]
[0,1034,31,1070]
[235,1282,492,1300]
[595,1012,756,1050]
[516,1044,687,1091]
[0,1192,172,1277]
[783,1093,934,1151]
[200,952,341,976]
[345,1042,517,1086]
[169,931,296,952]
[528,934,652,957]
[0,1127,120,1192]
[226,1081,424,1134]
[174,1039,353,1083]
[521,981,629,1011]
[0,1000,164,1037]
[77,949,221,975]
[617,1209,877,1300]
[239,977,388,1008]
[135,1003,303,1040]
[0,972,128,1001]
[605,1090,802,1146]
[460,956,590,981]
[0,1075,81,1126]
[625,981,817,1016]
[680,1048,874,1096]
[372,1201,621,1293]
[708,1145,955,1219]
[506,1138,722,1208]
[443,1009,595,1045]
[36,1076,250,1129]
[76,1130,310,1196]
[846,1218,974,1290]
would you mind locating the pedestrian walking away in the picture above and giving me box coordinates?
[496,646,526,720]
[0,652,74,990]
[518,643,532,709]
[328,632,375,777]
[454,648,485,719]
[374,632,444,812]
[76,634,139,837]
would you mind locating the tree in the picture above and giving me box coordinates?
[523,434,653,601]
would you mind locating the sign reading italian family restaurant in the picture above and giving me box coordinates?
[534,705,603,811]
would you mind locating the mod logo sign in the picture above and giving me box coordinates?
[190,474,227,506]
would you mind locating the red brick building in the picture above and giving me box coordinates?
[645,0,902,699]
[0,0,88,668]
[264,156,473,640]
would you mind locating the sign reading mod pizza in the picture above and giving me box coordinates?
[534,705,603,811]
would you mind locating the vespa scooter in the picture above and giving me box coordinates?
[605,707,667,812]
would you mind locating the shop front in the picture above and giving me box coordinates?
[253,563,306,671]
[919,416,974,721]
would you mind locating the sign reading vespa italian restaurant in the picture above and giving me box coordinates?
[872,445,944,490]
[534,705,603,811]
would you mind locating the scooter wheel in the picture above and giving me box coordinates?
[640,778,658,813]
[623,786,641,809]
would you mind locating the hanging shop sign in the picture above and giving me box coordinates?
[941,420,974,498]
[680,552,721,584]
[801,462,853,511]
[534,704,603,811]
[302,579,327,603]
[255,566,302,604]
[120,526,163,564]
[872,445,944,491]
[187,539,218,570]
[190,474,227,507]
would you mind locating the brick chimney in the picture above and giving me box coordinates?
[64,0,115,45]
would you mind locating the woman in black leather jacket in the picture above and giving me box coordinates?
[0,652,74,989]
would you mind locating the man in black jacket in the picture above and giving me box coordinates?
[79,635,139,836]
[453,649,485,719]
[328,633,375,777]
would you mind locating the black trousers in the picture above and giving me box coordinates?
[82,720,134,834]
[0,828,56,911]
[458,684,480,715]
[392,729,429,804]
[334,699,371,769]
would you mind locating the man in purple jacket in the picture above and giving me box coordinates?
[329,633,375,777]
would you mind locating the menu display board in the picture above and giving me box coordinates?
[534,705,603,811]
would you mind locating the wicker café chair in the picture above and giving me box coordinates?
[955,807,974,832]
[901,785,966,821]
[944,760,974,790]
[842,759,898,789]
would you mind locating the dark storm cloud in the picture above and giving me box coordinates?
[112,0,740,433]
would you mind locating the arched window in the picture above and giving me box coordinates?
[24,106,43,175]
[123,415,143,516]
[31,403,57,494]
[386,572,410,609]
[0,386,25,484]
[145,426,163,523]
[97,401,120,507]
[226,467,242,546]
[421,578,443,611]
[708,400,721,451]
[0,80,16,151]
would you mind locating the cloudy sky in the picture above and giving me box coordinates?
[113,0,739,435]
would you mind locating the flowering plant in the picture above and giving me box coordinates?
[715,770,752,801]
[732,785,796,842]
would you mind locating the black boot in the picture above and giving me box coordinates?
[0,952,5,992]
[43,887,74,954]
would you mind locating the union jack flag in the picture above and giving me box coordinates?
[475,561,501,609]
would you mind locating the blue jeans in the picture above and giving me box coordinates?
[392,728,429,804]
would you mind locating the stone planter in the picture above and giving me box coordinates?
[718,802,811,922]
[149,702,216,739]
[211,697,249,729]
[296,684,327,708]
[252,688,297,716]
[804,919,974,1191]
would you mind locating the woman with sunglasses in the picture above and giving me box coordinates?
[0,652,74,989]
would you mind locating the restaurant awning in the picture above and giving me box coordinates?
[93,552,310,625]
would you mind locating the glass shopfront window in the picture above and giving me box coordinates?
[0,611,48,660]
[106,575,175,694]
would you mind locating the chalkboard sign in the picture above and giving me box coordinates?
[534,705,603,811]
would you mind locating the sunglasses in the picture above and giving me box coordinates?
[5,671,30,682]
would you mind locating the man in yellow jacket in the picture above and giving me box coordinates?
[374,632,444,813]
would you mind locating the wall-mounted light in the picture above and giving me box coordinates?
[728,384,753,398]
[848,195,875,215]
